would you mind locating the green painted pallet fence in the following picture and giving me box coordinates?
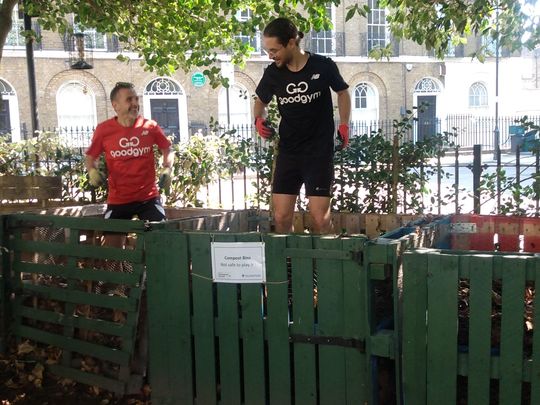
[3,213,149,394]
[145,230,400,405]
[402,249,540,405]
[0,216,8,353]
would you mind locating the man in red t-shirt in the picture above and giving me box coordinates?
[85,81,174,222]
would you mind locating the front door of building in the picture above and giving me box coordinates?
[0,99,10,135]
[417,95,436,142]
[150,99,180,143]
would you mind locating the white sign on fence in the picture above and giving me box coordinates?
[211,242,266,283]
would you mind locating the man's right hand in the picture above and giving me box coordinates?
[255,117,274,139]
[88,168,104,187]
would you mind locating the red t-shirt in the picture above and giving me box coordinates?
[86,116,171,204]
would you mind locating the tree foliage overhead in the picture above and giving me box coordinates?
[0,0,539,83]
[347,0,540,60]
[1,0,333,85]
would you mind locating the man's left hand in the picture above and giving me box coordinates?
[337,123,349,150]
[158,167,172,191]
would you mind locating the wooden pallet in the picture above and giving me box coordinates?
[0,175,63,213]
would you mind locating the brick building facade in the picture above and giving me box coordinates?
[1,1,539,145]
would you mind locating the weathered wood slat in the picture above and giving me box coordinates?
[15,306,134,337]
[316,237,347,405]
[239,233,266,405]
[402,251,428,405]
[14,324,131,364]
[342,237,369,404]
[49,364,126,394]
[190,233,218,405]
[467,255,492,405]
[499,256,526,404]
[532,259,540,404]
[290,235,317,405]
[0,215,8,353]
[8,214,146,233]
[0,175,62,200]
[214,233,242,405]
[146,231,193,405]
[13,239,143,262]
[265,235,291,405]
[426,254,459,405]
[20,284,138,311]
[15,262,141,285]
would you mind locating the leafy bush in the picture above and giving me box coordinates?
[333,110,456,213]
[0,112,464,215]
[0,132,107,202]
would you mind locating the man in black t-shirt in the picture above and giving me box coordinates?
[254,17,351,234]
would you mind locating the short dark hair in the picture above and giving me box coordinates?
[110,81,135,102]
[263,17,304,47]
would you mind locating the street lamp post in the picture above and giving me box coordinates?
[24,11,39,137]
[493,5,500,160]
[493,4,502,212]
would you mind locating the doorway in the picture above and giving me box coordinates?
[417,95,437,142]
[150,99,180,143]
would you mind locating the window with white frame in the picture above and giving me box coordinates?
[73,24,107,50]
[56,82,97,147]
[5,4,24,48]
[218,84,251,126]
[234,10,260,52]
[482,35,497,56]
[367,0,388,52]
[469,82,488,108]
[351,82,378,123]
[445,42,456,57]
[311,5,335,55]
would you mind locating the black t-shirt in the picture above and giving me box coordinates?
[255,53,348,156]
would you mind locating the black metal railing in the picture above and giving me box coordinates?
[2,122,540,215]
[8,115,540,150]
[446,114,540,150]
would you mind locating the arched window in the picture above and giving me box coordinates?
[218,84,251,126]
[145,77,183,95]
[351,82,378,123]
[143,77,187,143]
[56,81,96,147]
[469,82,488,107]
[414,78,441,93]
[0,79,21,141]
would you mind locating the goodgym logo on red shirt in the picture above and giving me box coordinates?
[110,136,151,158]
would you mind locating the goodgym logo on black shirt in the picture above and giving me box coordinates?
[278,81,321,105]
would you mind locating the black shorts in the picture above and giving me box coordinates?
[104,197,166,222]
[272,153,334,197]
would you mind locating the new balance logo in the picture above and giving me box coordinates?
[311,74,320,80]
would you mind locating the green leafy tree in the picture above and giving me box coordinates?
[0,0,333,85]
[346,0,540,60]
[1,1,539,82]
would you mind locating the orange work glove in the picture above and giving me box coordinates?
[255,117,274,139]
[337,123,349,150]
